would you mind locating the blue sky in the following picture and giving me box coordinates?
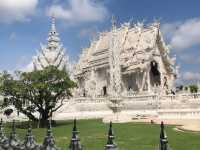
[1,0,200,83]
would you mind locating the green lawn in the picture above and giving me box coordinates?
[3,119,200,150]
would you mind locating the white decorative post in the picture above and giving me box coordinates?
[109,16,122,97]
[103,16,132,123]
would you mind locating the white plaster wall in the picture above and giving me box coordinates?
[53,94,200,120]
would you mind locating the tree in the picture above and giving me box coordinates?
[189,85,198,93]
[0,66,76,126]
[184,86,188,91]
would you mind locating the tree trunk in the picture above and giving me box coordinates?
[39,110,50,127]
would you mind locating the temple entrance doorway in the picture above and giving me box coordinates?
[150,61,161,87]
[103,86,107,96]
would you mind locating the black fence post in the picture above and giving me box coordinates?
[69,119,83,150]
[0,119,9,149]
[159,121,170,150]
[0,119,176,150]
[8,120,21,149]
[40,120,60,150]
[105,122,118,150]
[19,122,40,150]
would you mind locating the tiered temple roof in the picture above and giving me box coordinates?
[75,21,176,77]
[33,16,69,71]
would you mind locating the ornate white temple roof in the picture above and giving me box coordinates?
[32,16,70,71]
[75,20,176,76]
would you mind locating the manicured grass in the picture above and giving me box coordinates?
[3,119,200,150]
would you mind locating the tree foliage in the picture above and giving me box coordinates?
[0,66,76,125]
[189,85,198,93]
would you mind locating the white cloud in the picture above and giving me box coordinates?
[78,27,98,38]
[161,22,180,41]
[162,18,200,51]
[46,0,109,23]
[0,0,38,23]
[15,56,34,72]
[176,71,200,85]
[21,62,34,72]
[182,72,200,81]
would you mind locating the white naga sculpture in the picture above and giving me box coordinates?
[74,18,177,97]
[32,16,71,72]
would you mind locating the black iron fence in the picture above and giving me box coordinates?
[0,119,169,150]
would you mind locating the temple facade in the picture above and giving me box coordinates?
[32,16,71,72]
[4,17,200,123]
[74,19,177,98]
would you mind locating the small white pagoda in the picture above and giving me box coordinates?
[32,16,70,71]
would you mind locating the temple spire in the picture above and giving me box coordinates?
[51,14,57,33]
[48,15,60,47]
[32,16,70,72]
[111,15,117,30]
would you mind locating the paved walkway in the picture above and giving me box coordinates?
[132,118,200,132]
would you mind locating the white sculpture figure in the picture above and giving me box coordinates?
[85,69,97,98]
[109,16,122,97]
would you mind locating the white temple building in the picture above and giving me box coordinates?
[74,18,177,98]
[32,16,71,72]
[8,17,200,123]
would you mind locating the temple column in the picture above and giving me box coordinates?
[140,70,147,92]
[136,72,139,91]
[91,68,97,98]
[147,67,151,93]
[139,71,143,92]
[160,72,164,92]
